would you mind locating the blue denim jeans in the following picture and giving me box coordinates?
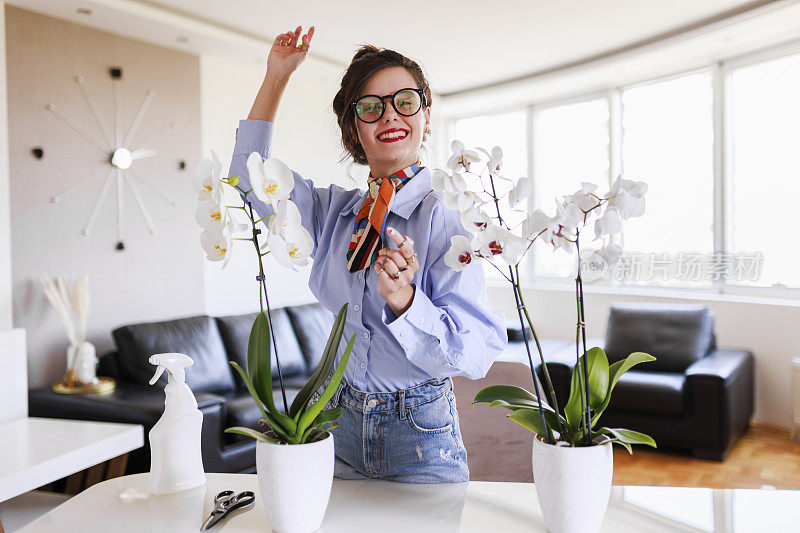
[309,376,469,483]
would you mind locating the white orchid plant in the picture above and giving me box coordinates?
[192,152,354,445]
[435,140,657,450]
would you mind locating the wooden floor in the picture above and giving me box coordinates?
[612,423,800,489]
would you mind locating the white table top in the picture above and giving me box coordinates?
[0,417,143,502]
[18,472,800,532]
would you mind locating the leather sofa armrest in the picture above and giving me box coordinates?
[97,351,120,379]
[683,348,754,459]
[28,383,226,429]
[685,349,753,384]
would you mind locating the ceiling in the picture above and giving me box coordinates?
[9,0,797,94]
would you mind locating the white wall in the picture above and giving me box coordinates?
[7,7,204,388]
[0,2,12,331]
[198,53,350,316]
[487,283,800,430]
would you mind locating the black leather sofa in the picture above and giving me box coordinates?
[28,303,336,474]
[533,303,755,460]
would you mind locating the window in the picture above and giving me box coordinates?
[448,42,800,296]
[533,98,610,279]
[453,110,528,281]
[728,53,800,288]
[619,72,715,287]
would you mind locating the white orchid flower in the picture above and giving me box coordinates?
[594,207,622,239]
[555,199,584,230]
[247,153,294,206]
[267,199,303,239]
[551,231,576,254]
[607,176,647,219]
[565,181,601,212]
[200,226,233,268]
[195,198,227,231]
[476,224,528,266]
[522,209,553,240]
[460,206,491,233]
[192,150,223,202]
[508,177,531,209]
[595,243,623,267]
[477,146,504,176]
[267,223,314,270]
[447,140,481,174]
[444,235,476,272]
[432,168,467,194]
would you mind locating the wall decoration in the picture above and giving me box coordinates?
[41,67,183,250]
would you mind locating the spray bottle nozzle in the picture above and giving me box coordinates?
[149,353,194,385]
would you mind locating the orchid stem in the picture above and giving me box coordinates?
[246,201,289,414]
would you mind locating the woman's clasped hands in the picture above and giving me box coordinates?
[374,227,419,316]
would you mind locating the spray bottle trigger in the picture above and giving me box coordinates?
[149,365,166,385]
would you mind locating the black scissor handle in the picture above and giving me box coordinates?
[228,491,256,512]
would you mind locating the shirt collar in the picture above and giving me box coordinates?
[338,166,432,220]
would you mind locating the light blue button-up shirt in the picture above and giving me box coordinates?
[229,119,507,392]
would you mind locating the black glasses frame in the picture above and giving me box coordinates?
[351,88,427,123]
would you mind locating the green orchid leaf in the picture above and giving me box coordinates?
[247,312,275,413]
[493,402,564,433]
[296,333,355,437]
[305,423,339,444]
[564,348,609,432]
[595,427,657,452]
[224,426,279,444]
[507,408,548,437]
[592,352,655,425]
[289,303,349,420]
[473,385,538,406]
[312,407,343,428]
[230,361,294,436]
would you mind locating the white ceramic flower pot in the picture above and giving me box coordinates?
[256,432,334,533]
[531,436,613,533]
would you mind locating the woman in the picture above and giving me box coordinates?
[228,25,507,483]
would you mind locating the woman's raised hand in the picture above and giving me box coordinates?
[266,25,315,78]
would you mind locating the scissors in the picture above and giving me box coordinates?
[200,490,256,531]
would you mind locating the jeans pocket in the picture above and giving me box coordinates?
[406,393,454,434]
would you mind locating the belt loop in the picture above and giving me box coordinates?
[398,390,406,420]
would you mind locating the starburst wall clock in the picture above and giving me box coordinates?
[34,67,185,250]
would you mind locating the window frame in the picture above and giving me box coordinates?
[446,38,800,302]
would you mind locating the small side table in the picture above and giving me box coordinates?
[792,358,800,442]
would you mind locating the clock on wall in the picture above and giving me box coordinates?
[34,67,185,251]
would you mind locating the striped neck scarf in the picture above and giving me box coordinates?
[346,161,422,273]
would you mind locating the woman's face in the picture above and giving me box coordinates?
[355,66,430,178]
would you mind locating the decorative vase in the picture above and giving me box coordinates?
[256,432,334,533]
[72,341,98,384]
[532,436,613,533]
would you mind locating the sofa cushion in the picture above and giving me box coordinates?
[604,303,715,373]
[285,303,336,372]
[216,309,307,391]
[607,370,686,417]
[113,315,235,394]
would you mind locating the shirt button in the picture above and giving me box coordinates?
[400,332,406,337]
[367,399,378,408]
[359,272,364,279]
[363,332,369,339]
[419,317,424,324]
[354,304,360,311]
[360,362,366,369]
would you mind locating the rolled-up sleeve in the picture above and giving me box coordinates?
[381,206,508,380]
[228,119,337,259]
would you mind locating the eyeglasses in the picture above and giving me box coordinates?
[351,88,426,123]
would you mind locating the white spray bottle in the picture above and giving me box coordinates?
[148,352,206,495]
